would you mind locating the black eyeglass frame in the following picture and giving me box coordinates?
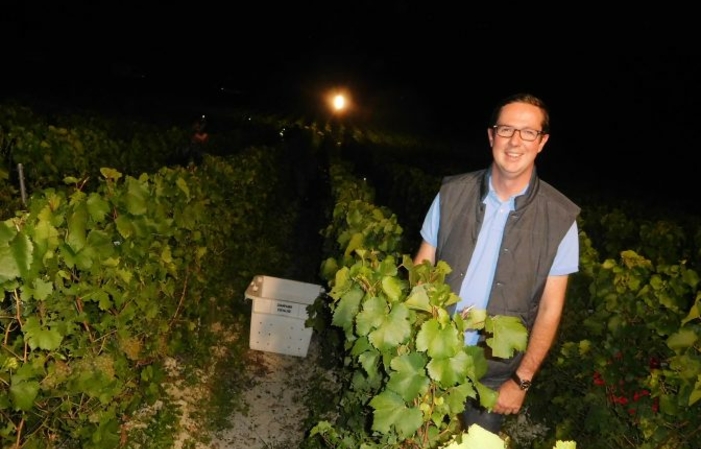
[491,125,546,141]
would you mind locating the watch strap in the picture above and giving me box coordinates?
[511,372,532,390]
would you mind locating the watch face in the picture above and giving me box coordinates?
[512,372,531,390]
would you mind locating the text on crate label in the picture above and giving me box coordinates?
[276,303,293,314]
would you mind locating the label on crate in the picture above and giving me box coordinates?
[275,302,294,315]
[252,298,305,319]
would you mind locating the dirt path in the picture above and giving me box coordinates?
[207,336,338,449]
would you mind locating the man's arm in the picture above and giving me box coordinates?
[516,274,569,380]
[493,274,570,414]
[413,240,436,266]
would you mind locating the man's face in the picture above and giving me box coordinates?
[488,102,549,180]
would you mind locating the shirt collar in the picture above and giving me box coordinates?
[487,174,529,206]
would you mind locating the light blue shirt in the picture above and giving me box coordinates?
[419,180,579,345]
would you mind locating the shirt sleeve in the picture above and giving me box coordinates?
[549,220,580,276]
[419,193,440,247]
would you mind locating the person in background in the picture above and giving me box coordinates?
[188,114,208,165]
[413,92,581,434]
[171,114,208,168]
[191,115,209,147]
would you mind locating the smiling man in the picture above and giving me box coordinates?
[413,92,581,434]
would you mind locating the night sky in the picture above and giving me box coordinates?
[2,3,699,208]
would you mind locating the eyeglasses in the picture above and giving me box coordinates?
[492,125,545,142]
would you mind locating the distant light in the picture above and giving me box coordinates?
[326,88,352,115]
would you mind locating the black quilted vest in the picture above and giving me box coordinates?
[436,166,580,384]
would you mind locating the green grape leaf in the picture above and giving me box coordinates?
[444,382,477,411]
[0,222,32,283]
[369,390,423,438]
[463,345,488,381]
[350,336,372,356]
[331,286,363,330]
[100,167,123,181]
[689,379,701,406]
[23,278,53,301]
[115,214,135,239]
[667,329,698,352]
[356,296,387,336]
[344,232,363,257]
[33,220,60,259]
[406,285,432,312]
[377,256,398,276]
[434,260,453,279]
[320,257,339,281]
[125,177,148,216]
[116,268,133,284]
[66,205,88,252]
[329,267,352,298]
[74,248,94,271]
[462,308,487,331]
[10,380,40,411]
[87,289,112,311]
[682,268,700,289]
[161,245,173,263]
[86,192,111,222]
[460,423,507,448]
[387,352,430,401]
[475,381,498,410]
[381,276,404,302]
[23,316,63,351]
[175,176,191,200]
[485,316,528,359]
[368,303,411,351]
[416,318,461,359]
[681,296,700,326]
[359,349,381,378]
[427,350,470,388]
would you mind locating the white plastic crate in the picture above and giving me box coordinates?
[245,275,325,357]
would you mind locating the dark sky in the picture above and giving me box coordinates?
[2,2,699,207]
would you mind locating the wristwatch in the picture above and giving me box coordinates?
[511,372,532,391]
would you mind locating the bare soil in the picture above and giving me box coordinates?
[206,336,333,449]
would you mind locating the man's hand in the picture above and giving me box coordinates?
[491,379,527,415]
